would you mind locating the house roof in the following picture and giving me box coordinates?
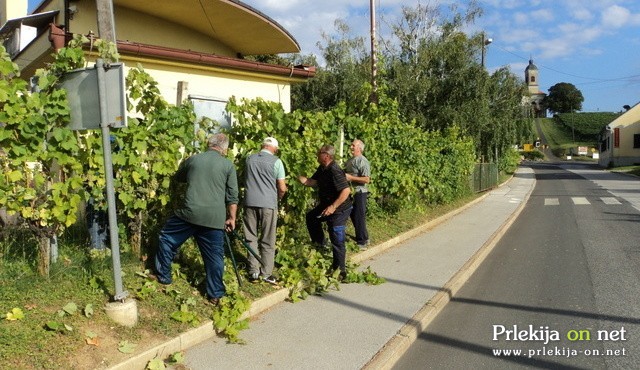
[0,10,58,38]
[35,0,300,55]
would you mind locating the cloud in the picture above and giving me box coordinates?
[530,9,555,22]
[570,8,593,21]
[601,5,631,28]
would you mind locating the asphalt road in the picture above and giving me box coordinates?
[394,162,640,369]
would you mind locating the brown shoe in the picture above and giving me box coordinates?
[207,297,220,306]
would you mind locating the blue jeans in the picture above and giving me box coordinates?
[306,206,352,273]
[155,215,225,299]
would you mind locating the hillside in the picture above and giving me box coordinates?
[536,112,620,157]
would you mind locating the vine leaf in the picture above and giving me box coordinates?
[4,308,25,321]
[84,304,94,318]
[146,358,166,370]
[62,302,78,315]
[118,340,137,354]
[85,331,100,347]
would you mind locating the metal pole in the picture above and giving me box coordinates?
[97,59,127,301]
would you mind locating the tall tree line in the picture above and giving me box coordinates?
[289,1,532,162]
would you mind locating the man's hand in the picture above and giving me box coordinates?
[321,204,336,217]
[298,175,317,187]
[225,218,236,232]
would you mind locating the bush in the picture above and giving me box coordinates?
[499,147,522,174]
[520,150,544,161]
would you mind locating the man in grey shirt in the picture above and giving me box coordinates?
[243,137,287,284]
[345,139,370,249]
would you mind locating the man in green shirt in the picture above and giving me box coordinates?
[153,133,239,306]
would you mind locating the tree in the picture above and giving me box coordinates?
[544,82,584,114]
[291,20,370,111]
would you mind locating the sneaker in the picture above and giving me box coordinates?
[147,273,171,285]
[206,297,220,306]
[357,243,368,250]
[339,271,347,282]
[248,272,260,282]
[261,275,277,285]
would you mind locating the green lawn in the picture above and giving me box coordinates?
[610,165,640,176]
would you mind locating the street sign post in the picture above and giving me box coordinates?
[59,59,129,302]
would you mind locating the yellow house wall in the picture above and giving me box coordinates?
[615,121,640,158]
[0,0,27,24]
[115,57,292,112]
[610,105,640,158]
[599,106,640,166]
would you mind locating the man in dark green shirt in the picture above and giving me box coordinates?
[154,133,238,306]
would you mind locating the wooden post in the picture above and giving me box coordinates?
[95,0,116,44]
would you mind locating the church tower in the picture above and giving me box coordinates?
[525,58,539,95]
[523,58,546,117]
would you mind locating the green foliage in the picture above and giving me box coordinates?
[60,302,78,316]
[212,259,252,344]
[118,340,137,354]
[555,112,619,140]
[226,89,476,309]
[45,321,72,333]
[544,82,584,113]
[4,307,25,321]
[80,64,210,255]
[0,41,87,276]
[521,150,545,161]
[146,358,166,370]
[538,117,599,151]
[499,147,522,174]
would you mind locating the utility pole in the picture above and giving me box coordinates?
[481,32,492,68]
[369,0,378,103]
[96,0,116,43]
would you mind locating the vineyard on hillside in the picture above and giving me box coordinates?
[554,112,621,142]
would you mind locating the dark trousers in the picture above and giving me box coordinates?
[154,215,225,299]
[306,206,352,273]
[350,192,369,245]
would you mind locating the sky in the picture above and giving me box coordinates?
[27,0,640,113]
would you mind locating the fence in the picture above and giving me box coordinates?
[471,163,498,192]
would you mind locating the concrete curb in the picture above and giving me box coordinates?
[108,287,291,370]
[362,175,535,370]
[109,179,517,369]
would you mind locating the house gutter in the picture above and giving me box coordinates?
[47,29,315,81]
[116,41,315,79]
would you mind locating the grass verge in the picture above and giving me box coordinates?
[1,189,488,369]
